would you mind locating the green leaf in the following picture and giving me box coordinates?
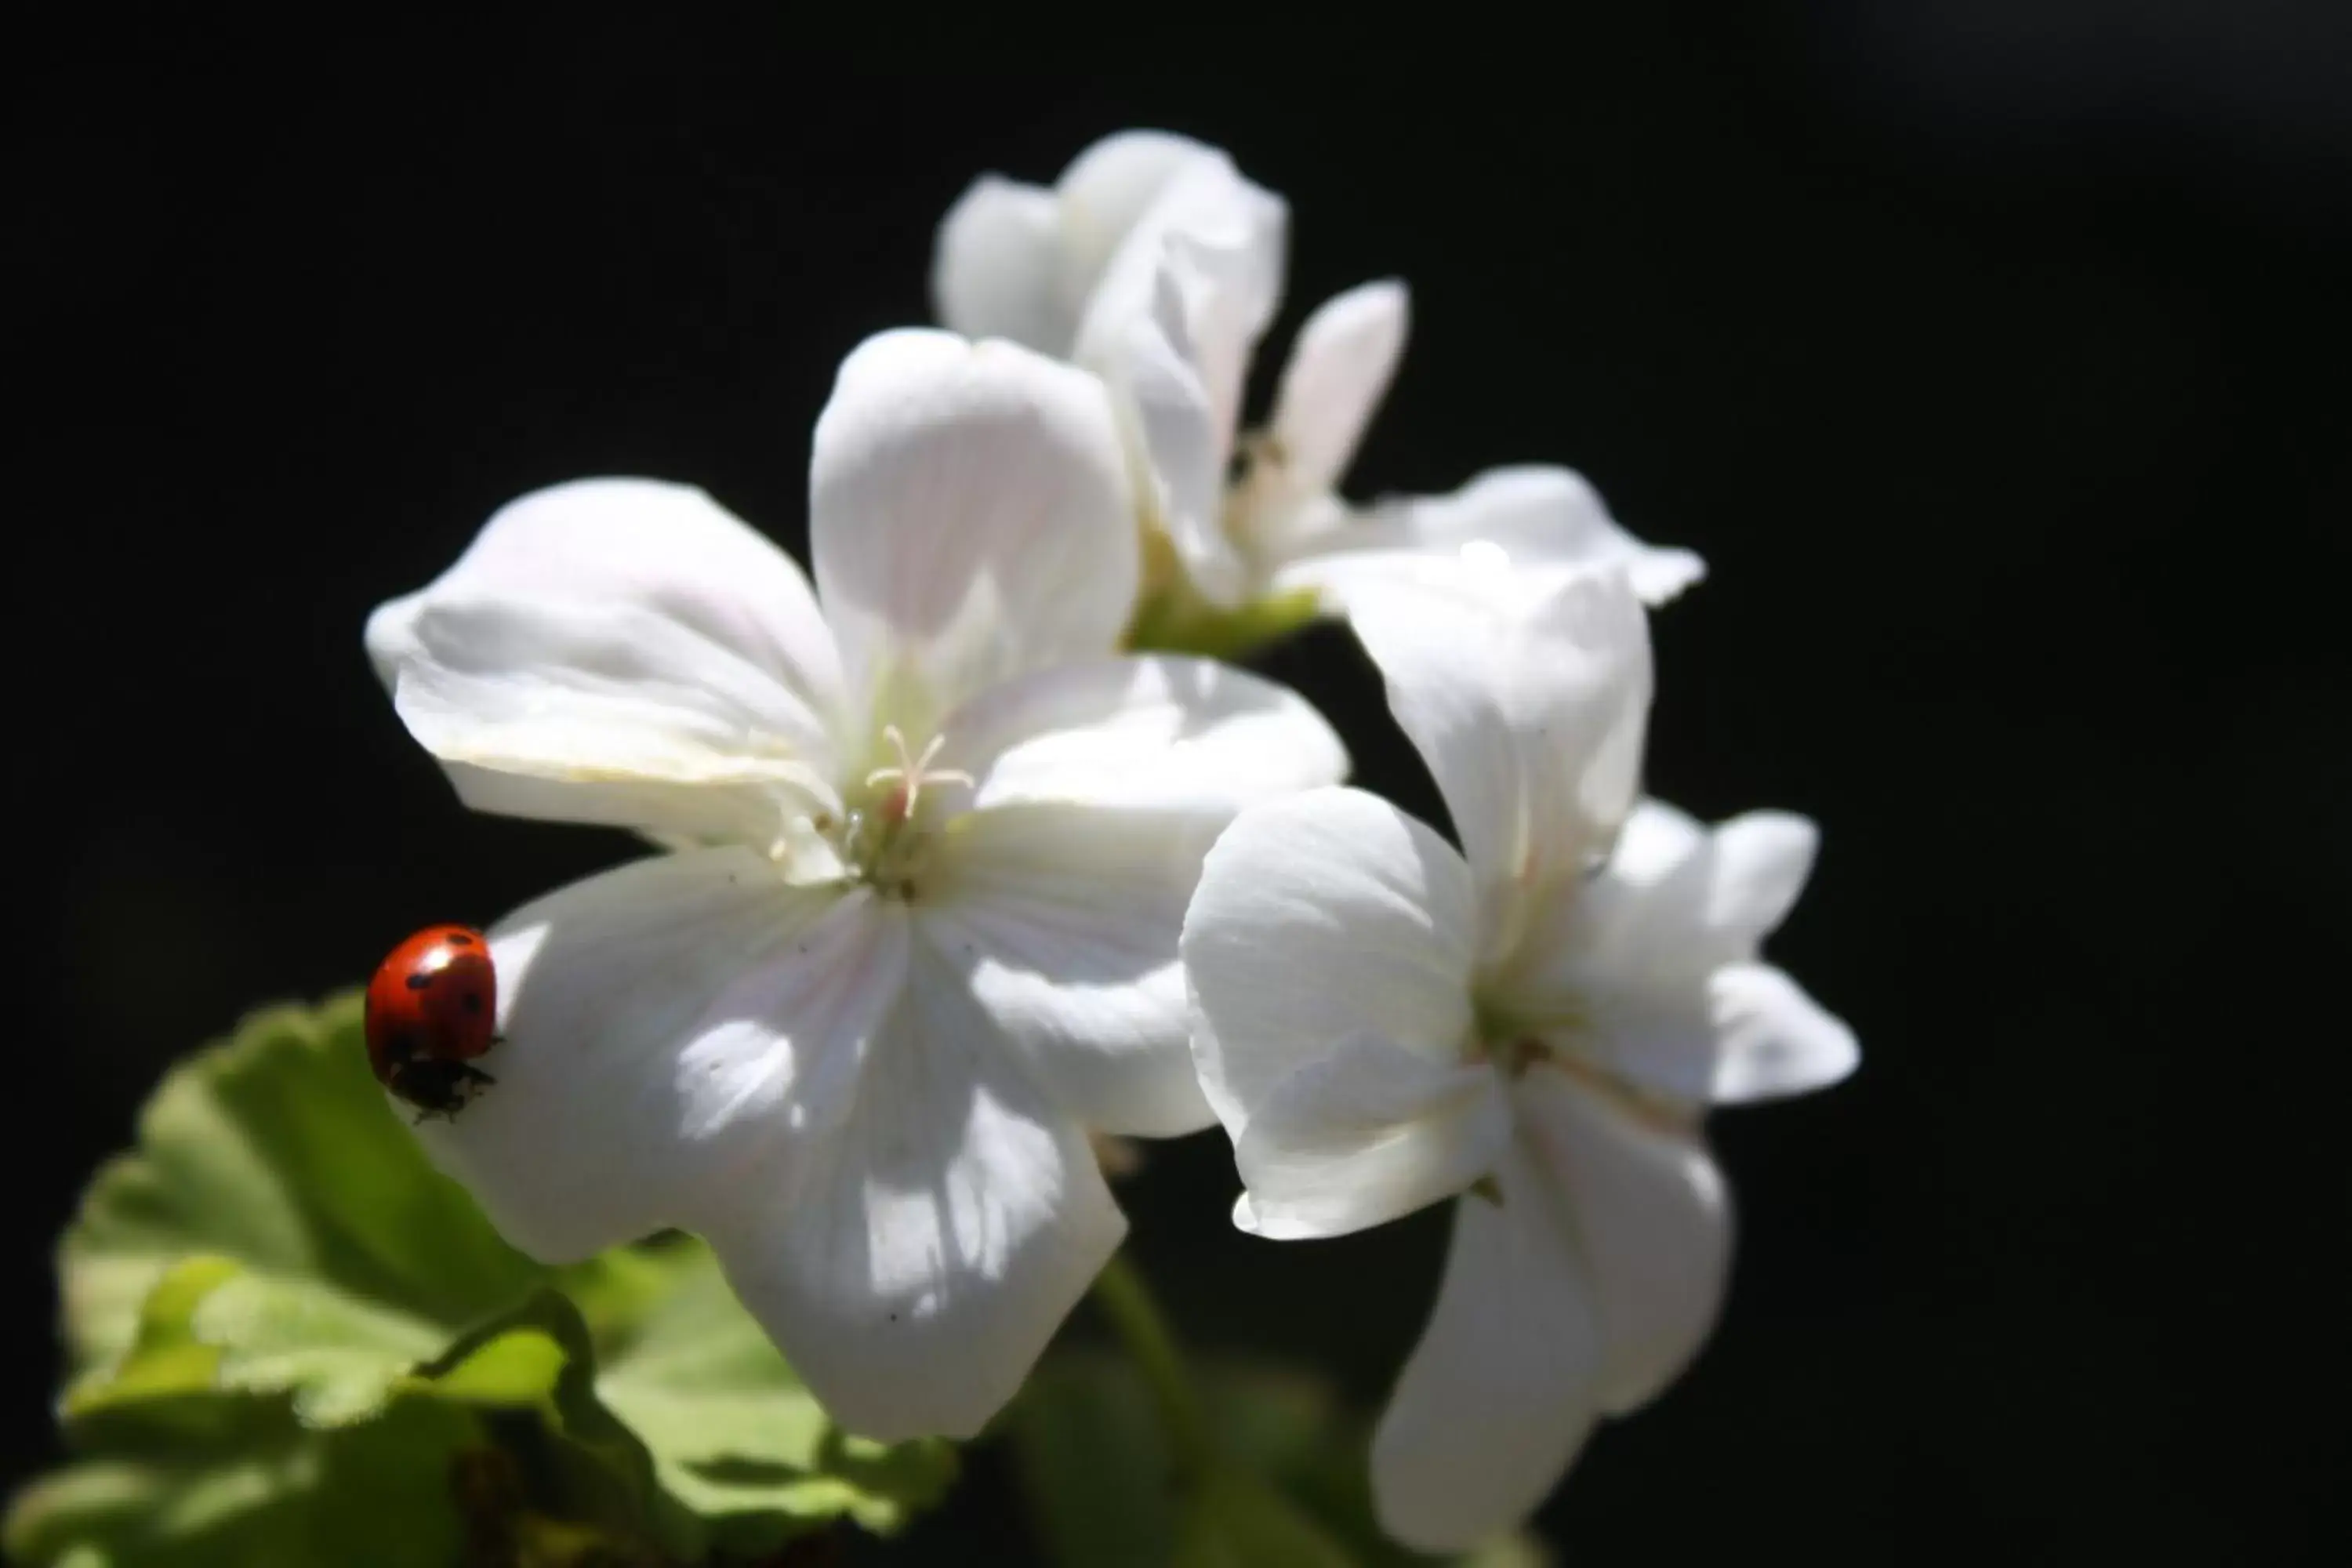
[418,1266,953,1555]
[1010,1352,1355,1566]
[18,995,956,1564]
[586,1240,956,1551]
[60,994,541,1399]
[5,1399,479,1568]
[1197,1364,1550,1567]
[67,1256,444,1430]
[54,994,548,1443]
[1011,1352,1551,1568]
[1174,1472,1356,1568]
[413,1285,681,1557]
[1007,1349,1180,1566]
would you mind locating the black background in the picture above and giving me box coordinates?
[11,5,2348,1562]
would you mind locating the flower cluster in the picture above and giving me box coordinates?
[366,129,1856,1550]
[933,132,1704,635]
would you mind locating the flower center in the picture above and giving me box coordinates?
[837,724,971,898]
[1468,995,1562,1080]
[1468,1032,1551,1080]
[1470,994,1700,1135]
[1221,430,1294,555]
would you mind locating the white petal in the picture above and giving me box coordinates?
[366,478,848,841]
[1525,803,1820,976]
[1105,272,1243,604]
[1497,801,1857,1105]
[1231,1035,1508,1240]
[1076,154,1286,443]
[1054,130,1227,304]
[706,939,1125,1441]
[1269,279,1409,499]
[1371,1148,1599,1553]
[918,803,1224,1137]
[941,654,1346,815]
[906,659,1342,1137]
[1344,569,1653,950]
[365,479,846,715]
[1708,963,1860,1103]
[1703,811,1820,935]
[1181,788,1479,1136]
[931,176,1068,351]
[415,849,905,1262]
[1152,162,1287,462]
[810,330,1138,723]
[1515,1069,1730,1414]
[1073,154,1287,608]
[1272,465,1705,609]
[929,132,1229,360]
[1600,793,1708,884]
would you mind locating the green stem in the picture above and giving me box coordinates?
[1090,1252,1214,1481]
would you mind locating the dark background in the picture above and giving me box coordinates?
[11,4,2348,1562]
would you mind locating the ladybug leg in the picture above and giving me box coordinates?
[448,1062,497,1112]
[394,1061,497,1126]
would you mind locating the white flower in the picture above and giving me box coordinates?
[1178,568,1855,1550]
[364,328,1346,1442]
[933,129,1702,619]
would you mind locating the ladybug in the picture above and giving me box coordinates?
[365,924,499,1122]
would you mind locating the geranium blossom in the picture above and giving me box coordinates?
[1179,567,1855,1549]
[933,129,1702,621]
[365,329,1345,1440]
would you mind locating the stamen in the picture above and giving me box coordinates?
[862,724,915,790]
[862,724,971,825]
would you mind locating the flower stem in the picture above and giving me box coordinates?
[1090,1251,1214,1481]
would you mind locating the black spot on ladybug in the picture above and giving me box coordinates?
[405,971,434,990]
[459,992,484,1014]
[386,1029,424,1065]
[445,931,475,946]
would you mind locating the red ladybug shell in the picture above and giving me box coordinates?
[365,924,499,1116]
